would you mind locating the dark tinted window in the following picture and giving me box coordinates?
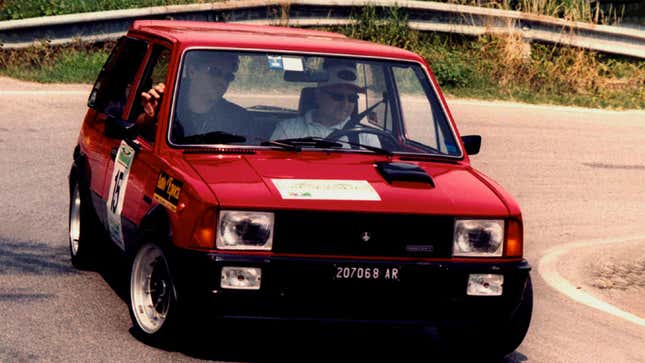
[88,37,147,117]
[130,46,171,142]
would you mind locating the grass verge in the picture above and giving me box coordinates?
[0,41,112,83]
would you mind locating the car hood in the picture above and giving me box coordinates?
[185,152,510,216]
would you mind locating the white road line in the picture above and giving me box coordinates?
[538,235,645,327]
[0,90,88,95]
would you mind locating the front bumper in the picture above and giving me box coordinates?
[172,248,531,324]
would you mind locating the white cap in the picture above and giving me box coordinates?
[318,65,364,92]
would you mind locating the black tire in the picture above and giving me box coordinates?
[129,242,185,345]
[440,275,533,359]
[68,176,101,269]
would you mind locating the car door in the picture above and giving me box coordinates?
[84,36,148,226]
[103,44,172,252]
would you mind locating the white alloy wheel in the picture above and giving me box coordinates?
[69,184,81,256]
[130,244,174,335]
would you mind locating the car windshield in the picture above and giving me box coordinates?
[169,50,461,157]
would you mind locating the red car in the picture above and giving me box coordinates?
[69,20,531,357]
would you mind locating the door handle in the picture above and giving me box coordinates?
[111,146,118,160]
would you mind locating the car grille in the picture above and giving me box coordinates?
[273,211,454,258]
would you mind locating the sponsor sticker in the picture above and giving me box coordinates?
[272,179,380,201]
[267,56,304,71]
[106,140,136,250]
[282,57,304,71]
[267,56,284,70]
[153,171,183,212]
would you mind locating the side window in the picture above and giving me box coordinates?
[130,46,171,143]
[88,37,147,117]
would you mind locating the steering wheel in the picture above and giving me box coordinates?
[325,127,399,150]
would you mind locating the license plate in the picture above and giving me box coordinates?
[333,265,401,281]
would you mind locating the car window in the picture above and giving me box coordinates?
[394,66,459,155]
[130,45,171,143]
[394,66,440,150]
[169,50,460,157]
[88,37,147,118]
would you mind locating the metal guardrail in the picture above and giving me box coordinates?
[0,0,644,59]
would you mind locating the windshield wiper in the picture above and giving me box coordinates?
[265,137,392,156]
[260,139,302,151]
[262,137,344,150]
[181,131,246,144]
[333,138,393,156]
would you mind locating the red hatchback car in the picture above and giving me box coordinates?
[69,20,532,357]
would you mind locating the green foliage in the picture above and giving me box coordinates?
[337,5,644,109]
[418,38,475,88]
[0,0,204,20]
[0,42,110,83]
[442,0,625,24]
[345,5,418,50]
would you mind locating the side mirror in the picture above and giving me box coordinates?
[461,135,482,155]
[105,116,138,140]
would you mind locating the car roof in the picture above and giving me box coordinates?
[129,20,424,62]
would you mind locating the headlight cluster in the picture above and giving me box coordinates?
[453,219,504,257]
[216,210,274,250]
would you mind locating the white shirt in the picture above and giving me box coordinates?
[271,110,381,147]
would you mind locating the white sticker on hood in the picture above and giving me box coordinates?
[272,179,380,201]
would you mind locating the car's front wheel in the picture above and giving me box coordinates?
[129,243,183,343]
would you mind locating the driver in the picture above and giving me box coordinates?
[137,52,254,143]
[270,63,380,147]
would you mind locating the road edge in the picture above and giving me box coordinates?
[538,235,645,328]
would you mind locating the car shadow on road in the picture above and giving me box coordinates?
[130,318,529,363]
[90,239,132,303]
[0,238,77,276]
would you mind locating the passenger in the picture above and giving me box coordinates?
[137,52,253,143]
[270,63,380,147]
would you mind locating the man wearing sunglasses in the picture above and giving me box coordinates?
[270,64,380,147]
[137,52,253,143]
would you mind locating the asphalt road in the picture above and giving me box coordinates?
[1,78,644,362]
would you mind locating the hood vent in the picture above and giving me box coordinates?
[375,162,435,187]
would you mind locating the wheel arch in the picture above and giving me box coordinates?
[69,145,91,195]
[136,205,173,254]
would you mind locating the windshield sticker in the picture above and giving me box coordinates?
[153,171,183,212]
[282,57,304,71]
[272,179,381,201]
[267,56,283,70]
[106,140,136,250]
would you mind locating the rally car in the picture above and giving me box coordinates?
[68,20,532,357]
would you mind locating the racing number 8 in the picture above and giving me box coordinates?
[111,171,124,213]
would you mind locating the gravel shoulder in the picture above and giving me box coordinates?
[557,239,645,319]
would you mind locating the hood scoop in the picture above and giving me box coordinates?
[375,162,435,187]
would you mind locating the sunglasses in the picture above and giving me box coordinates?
[322,89,359,103]
[205,66,235,82]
